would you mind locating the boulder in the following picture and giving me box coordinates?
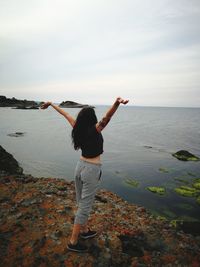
[172,150,199,161]
[0,145,23,175]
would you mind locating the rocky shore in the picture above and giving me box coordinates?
[0,147,200,266]
[0,95,40,109]
[0,95,93,109]
[0,174,200,267]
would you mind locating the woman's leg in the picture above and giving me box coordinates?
[69,224,81,244]
[73,163,101,230]
[69,222,89,244]
[69,161,83,244]
[69,162,101,244]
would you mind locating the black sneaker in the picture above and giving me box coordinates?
[80,228,97,239]
[67,241,88,252]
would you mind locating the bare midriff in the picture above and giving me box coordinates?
[80,155,101,164]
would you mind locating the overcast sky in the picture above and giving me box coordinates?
[0,0,200,107]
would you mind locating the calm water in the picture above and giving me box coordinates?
[1,106,200,221]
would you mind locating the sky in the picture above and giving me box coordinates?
[0,0,200,107]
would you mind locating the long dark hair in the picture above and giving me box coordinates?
[71,107,98,150]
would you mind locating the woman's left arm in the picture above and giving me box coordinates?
[40,101,75,127]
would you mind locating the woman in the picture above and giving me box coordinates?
[40,97,129,252]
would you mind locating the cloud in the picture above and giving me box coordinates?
[0,0,200,107]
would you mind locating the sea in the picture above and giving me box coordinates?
[1,105,200,221]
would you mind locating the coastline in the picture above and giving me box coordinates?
[0,173,200,266]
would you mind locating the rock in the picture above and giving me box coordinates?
[13,104,39,110]
[146,186,166,195]
[0,161,200,266]
[7,132,26,137]
[124,178,139,188]
[0,95,40,108]
[158,167,169,173]
[0,145,23,175]
[174,186,199,197]
[196,196,200,206]
[118,233,146,257]
[95,195,108,203]
[172,150,199,161]
[59,100,94,108]
[21,198,41,207]
[193,182,200,190]
[176,221,200,236]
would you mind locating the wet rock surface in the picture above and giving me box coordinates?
[0,174,200,266]
[172,150,200,161]
[7,132,26,137]
[0,145,23,175]
[0,95,40,108]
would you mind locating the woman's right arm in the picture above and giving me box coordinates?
[96,97,129,132]
[40,101,75,127]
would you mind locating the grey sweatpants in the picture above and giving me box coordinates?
[74,159,102,225]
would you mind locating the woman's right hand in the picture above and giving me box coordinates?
[40,101,52,109]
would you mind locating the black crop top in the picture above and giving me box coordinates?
[81,125,104,158]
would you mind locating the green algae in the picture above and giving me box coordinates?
[158,167,169,173]
[186,157,199,161]
[196,196,200,206]
[124,178,139,188]
[170,220,180,228]
[147,186,166,195]
[193,182,200,190]
[156,216,167,221]
[174,186,199,197]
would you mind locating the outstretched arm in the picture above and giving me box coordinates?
[96,97,129,132]
[40,101,75,127]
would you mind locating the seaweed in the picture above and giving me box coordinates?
[196,196,200,206]
[124,178,139,188]
[147,186,166,195]
[174,186,199,197]
[158,167,169,173]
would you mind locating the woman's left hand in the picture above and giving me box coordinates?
[116,97,129,105]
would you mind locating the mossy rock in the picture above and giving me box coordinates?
[196,196,200,206]
[174,186,199,197]
[193,182,200,190]
[156,216,167,221]
[170,220,180,228]
[124,178,139,188]
[147,186,166,195]
[172,150,199,161]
